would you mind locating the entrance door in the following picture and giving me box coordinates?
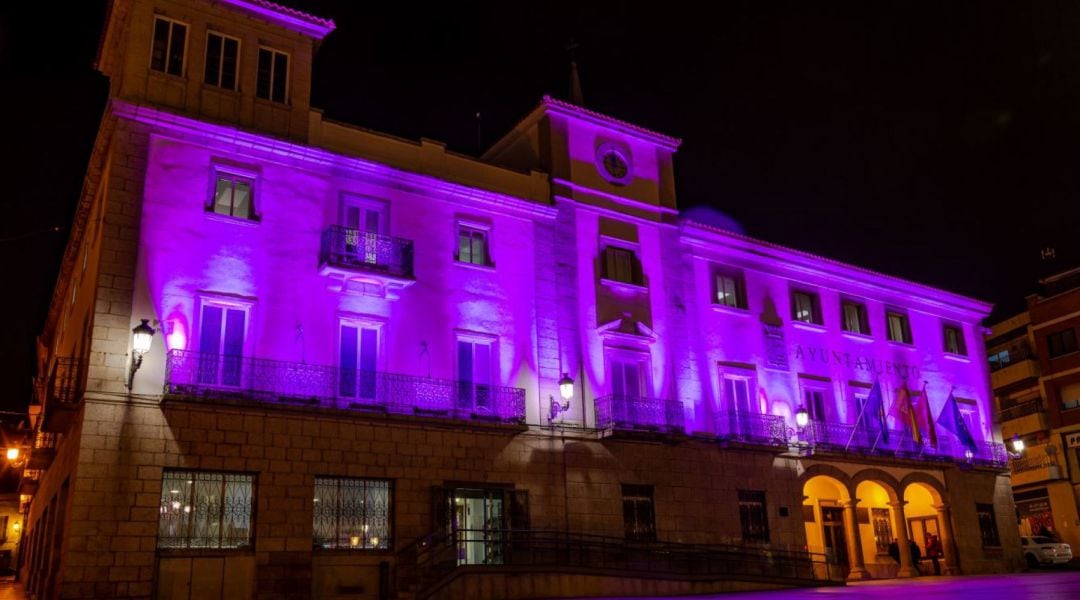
[447,488,504,565]
[908,516,940,558]
[821,506,849,566]
[341,197,387,266]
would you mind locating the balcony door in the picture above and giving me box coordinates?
[720,374,754,437]
[197,304,246,387]
[341,196,388,266]
[339,323,379,402]
[457,338,494,413]
[609,354,649,425]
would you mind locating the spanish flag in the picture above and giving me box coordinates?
[893,385,922,445]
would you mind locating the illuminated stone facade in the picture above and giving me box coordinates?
[21,1,1022,598]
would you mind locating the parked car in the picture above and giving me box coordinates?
[1021,536,1073,567]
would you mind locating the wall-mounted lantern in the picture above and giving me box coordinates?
[549,373,575,424]
[127,319,157,389]
[794,406,809,429]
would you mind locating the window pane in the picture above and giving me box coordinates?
[205,33,222,85]
[257,49,272,99]
[221,473,254,547]
[232,181,251,218]
[222,37,238,89]
[313,478,392,550]
[158,471,254,550]
[470,231,486,265]
[213,177,233,215]
[272,52,288,103]
[151,19,170,72]
[158,471,193,548]
[339,325,358,397]
[167,23,186,76]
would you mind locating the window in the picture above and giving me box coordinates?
[791,290,822,325]
[256,47,289,103]
[602,246,643,286]
[313,477,392,550]
[1059,382,1080,411]
[886,310,913,344]
[157,470,254,549]
[943,324,966,355]
[871,508,892,554]
[1047,329,1078,358]
[457,223,491,266]
[610,355,648,400]
[339,322,380,401]
[197,301,247,386]
[738,490,769,543]
[204,32,239,90]
[976,503,1001,547]
[457,336,494,411]
[0,516,7,543]
[841,300,869,335]
[622,484,656,541]
[721,374,753,414]
[988,349,1010,371]
[150,17,187,76]
[803,386,828,422]
[211,171,256,220]
[957,398,981,441]
[714,268,747,309]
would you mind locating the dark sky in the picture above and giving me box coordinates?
[2,1,1079,411]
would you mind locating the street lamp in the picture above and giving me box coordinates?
[549,373,574,424]
[1010,434,1025,454]
[127,319,156,389]
[5,448,19,462]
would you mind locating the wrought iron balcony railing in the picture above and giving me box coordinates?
[1009,454,1058,474]
[799,421,1007,468]
[998,398,1044,422]
[319,225,414,280]
[594,394,685,433]
[164,350,525,423]
[714,411,789,446]
[988,344,1035,372]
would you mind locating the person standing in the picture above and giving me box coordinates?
[926,534,943,575]
[909,539,923,575]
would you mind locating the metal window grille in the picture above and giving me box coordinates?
[157,470,254,549]
[738,490,769,543]
[313,477,392,550]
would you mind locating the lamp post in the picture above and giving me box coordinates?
[127,319,156,389]
[549,373,574,424]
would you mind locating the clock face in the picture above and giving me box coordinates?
[596,144,632,185]
[602,151,628,180]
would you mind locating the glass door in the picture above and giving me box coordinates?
[447,488,504,565]
[341,196,387,266]
[821,506,848,567]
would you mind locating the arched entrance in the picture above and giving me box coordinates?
[801,470,865,580]
[901,475,957,575]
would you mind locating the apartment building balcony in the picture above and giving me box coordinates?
[40,357,84,433]
[319,226,415,298]
[19,469,43,497]
[990,346,1038,389]
[998,398,1049,438]
[1008,452,1064,487]
[798,421,1008,469]
[27,431,58,470]
[164,350,526,424]
[594,394,685,434]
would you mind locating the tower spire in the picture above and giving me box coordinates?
[567,41,584,106]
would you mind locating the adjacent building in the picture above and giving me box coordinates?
[987,267,1080,557]
[20,1,1021,598]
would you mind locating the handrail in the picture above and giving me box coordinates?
[1009,454,1057,474]
[165,350,526,423]
[594,394,685,432]
[397,528,843,597]
[998,398,1044,422]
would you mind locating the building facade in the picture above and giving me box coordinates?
[21,1,1021,598]
[987,268,1080,557]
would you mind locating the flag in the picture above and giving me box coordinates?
[891,385,922,445]
[862,379,889,446]
[922,383,938,448]
[936,390,976,454]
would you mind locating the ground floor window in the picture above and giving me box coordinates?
[313,477,392,550]
[738,490,769,543]
[871,507,892,554]
[158,470,255,549]
[976,502,1001,548]
[622,484,656,541]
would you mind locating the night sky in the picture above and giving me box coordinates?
[1,1,1079,412]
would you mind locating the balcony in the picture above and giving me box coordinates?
[27,431,58,470]
[319,226,415,298]
[594,394,685,434]
[1008,452,1064,487]
[41,357,84,433]
[998,398,1048,438]
[989,344,1038,389]
[18,469,43,497]
[714,411,789,447]
[164,350,526,424]
[798,421,1008,469]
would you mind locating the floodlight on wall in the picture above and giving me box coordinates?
[127,319,157,389]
